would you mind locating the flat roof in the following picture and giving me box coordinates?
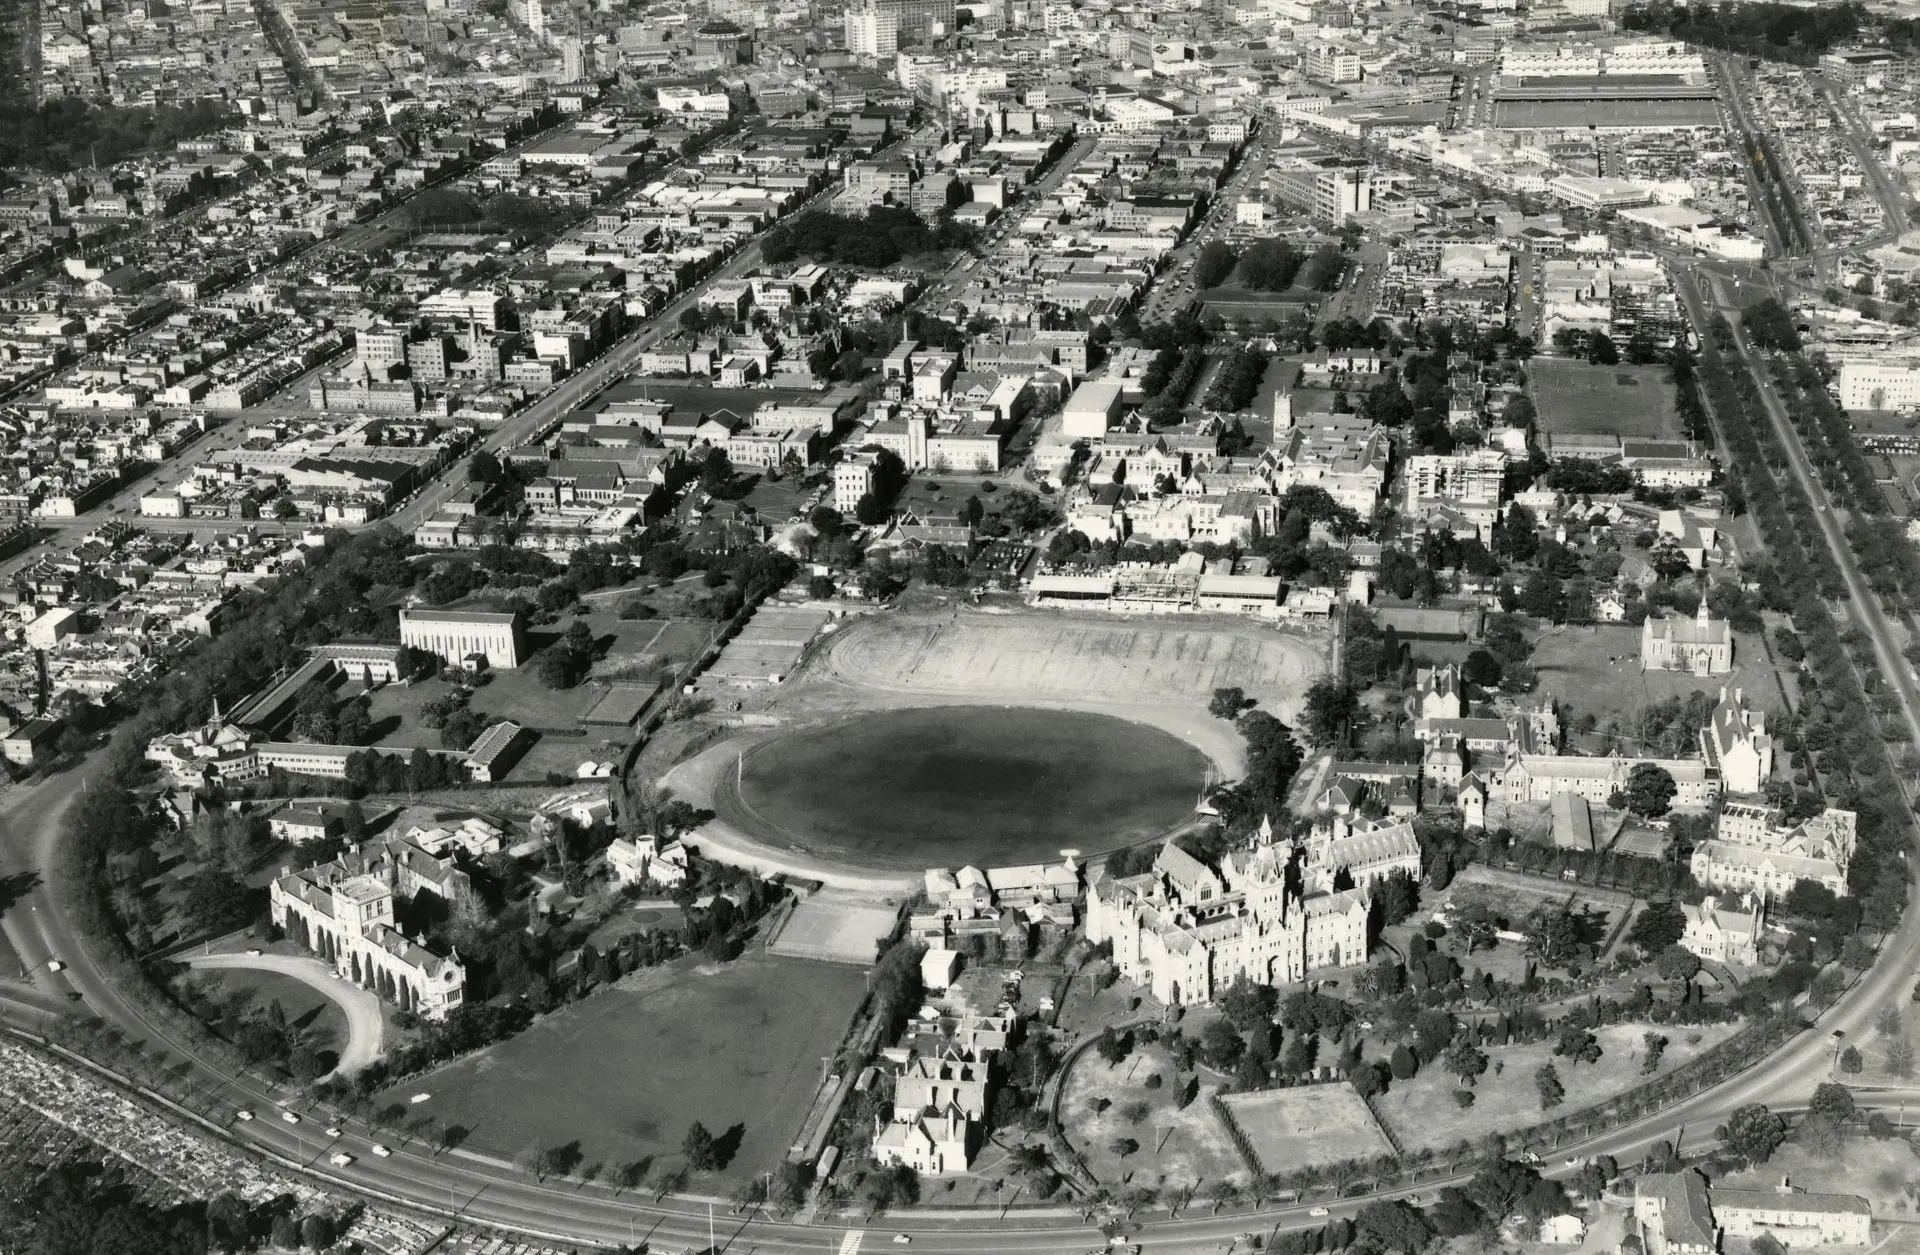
[401,605,521,624]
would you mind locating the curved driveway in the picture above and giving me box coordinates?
[183,952,383,1078]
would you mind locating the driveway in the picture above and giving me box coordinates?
[184,952,384,1078]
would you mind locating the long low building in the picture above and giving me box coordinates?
[1030,567,1283,617]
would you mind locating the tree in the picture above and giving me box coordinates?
[1210,686,1248,720]
[1808,1082,1858,1125]
[1621,762,1677,817]
[1716,1104,1787,1165]
[1535,1062,1564,1109]
[469,449,503,483]
[1839,1044,1864,1074]
[683,1121,719,1171]
[1641,1032,1667,1075]
[1629,900,1687,952]
[1444,1041,1488,1086]
[1354,1200,1433,1254]
[1389,1043,1417,1080]
[1193,240,1239,289]
[1555,1027,1602,1065]
[1300,678,1362,747]
[1796,1112,1845,1159]
[1525,905,1584,966]
[1656,945,1702,984]
[300,1214,335,1250]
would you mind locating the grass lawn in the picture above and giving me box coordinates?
[388,953,864,1183]
[1530,360,1682,441]
[1713,1134,1920,1217]
[1527,625,1788,741]
[1371,1022,1740,1153]
[180,966,346,1061]
[1059,1040,1248,1189]
[1845,1005,1920,1087]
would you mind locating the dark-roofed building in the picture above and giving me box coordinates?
[1633,1170,1717,1255]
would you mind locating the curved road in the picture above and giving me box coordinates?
[4,267,1920,1255]
[183,952,385,1077]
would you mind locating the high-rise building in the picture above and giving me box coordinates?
[846,0,951,51]
[558,34,584,79]
[844,3,899,55]
[520,0,545,39]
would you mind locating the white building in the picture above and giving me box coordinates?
[268,836,468,1018]
[1837,356,1920,411]
[1697,688,1771,795]
[1692,802,1855,901]
[399,606,527,670]
[1086,831,1376,1007]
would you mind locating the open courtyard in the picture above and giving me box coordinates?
[386,953,864,1183]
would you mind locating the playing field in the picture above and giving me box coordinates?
[727,706,1208,870]
[823,613,1324,721]
[767,892,901,965]
[1530,360,1683,441]
[391,954,863,1182]
[1492,98,1719,129]
[1219,1085,1394,1175]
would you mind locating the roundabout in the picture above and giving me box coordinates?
[712,705,1214,873]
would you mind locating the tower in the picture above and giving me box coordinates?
[520,0,545,40]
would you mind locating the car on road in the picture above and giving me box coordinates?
[281,1111,300,1124]
[371,1144,392,1157]
[1309,1206,1330,1217]
[46,960,64,972]
[329,1153,354,1167]
[325,1125,343,1137]
[246,949,262,957]
[893,1236,911,1245]
[236,1110,254,1121]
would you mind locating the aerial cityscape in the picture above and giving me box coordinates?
[2,0,1920,1251]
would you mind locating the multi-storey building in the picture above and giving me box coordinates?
[1692,802,1855,901]
[1086,830,1382,1007]
[269,836,469,1019]
[398,606,527,670]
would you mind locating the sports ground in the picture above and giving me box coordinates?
[728,705,1210,870]
[1219,1085,1395,1175]
[390,954,864,1183]
[1530,360,1684,442]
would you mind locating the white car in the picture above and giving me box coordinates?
[281,1111,300,1124]
[247,948,262,957]
[46,959,64,973]
[410,1093,432,1104]
[325,1127,342,1139]
[1309,1206,1330,1218]
[329,1153,354,1167]
[893,1236,912,1245]
[371,1144,392,1158]
[235,1110,254,1122]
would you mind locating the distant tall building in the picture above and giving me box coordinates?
[846,0,950,50]
[844,2,899,55]
[519,0,545,39]
[558,34,584,79]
